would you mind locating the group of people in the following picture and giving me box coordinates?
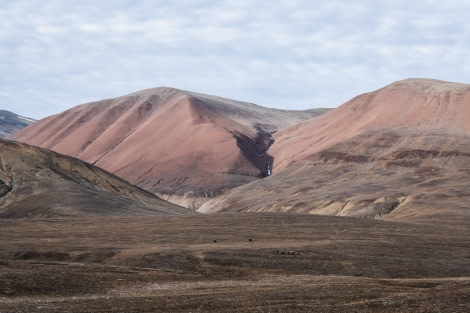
[275,249,300,255]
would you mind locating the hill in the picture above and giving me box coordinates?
[0,110,35,138]
[0,139,193,218]
[10,87,327,208]
[199,79,470,220]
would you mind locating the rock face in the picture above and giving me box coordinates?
[10,87,326,208]
[0,110,35,138]
[0,139,193,218]
[199,79,470,220]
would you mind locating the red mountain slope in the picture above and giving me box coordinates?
[10,87,326,208]
[199,79,470,221]
[271,78,470,171]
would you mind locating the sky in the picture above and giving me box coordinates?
[1,1,470,119]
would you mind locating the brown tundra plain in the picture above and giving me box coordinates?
[1,213,470,312]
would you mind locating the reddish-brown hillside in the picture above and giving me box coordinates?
[10,87,326,208]
[270,78,470,171]
[199,79,470,220]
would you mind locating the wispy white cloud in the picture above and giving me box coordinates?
[1,0,470,118]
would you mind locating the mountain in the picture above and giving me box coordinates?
[0,110,36,138]
[0,139,193,218]
[199,79,470,221]
[10,87,328,208]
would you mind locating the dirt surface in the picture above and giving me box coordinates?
[1,213,469,312]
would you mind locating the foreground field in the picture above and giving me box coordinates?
[1,213,470,312]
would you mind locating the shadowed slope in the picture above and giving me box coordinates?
[0,139,193,218]
[10,87,326,208]
[0,110,35,138]
[199,79,470,220]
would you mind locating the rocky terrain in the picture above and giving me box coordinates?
[200,79,470,220]
[0,139,192,217]
[10,87,327,208]
[0,110,35,138]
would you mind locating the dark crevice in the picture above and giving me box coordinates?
[0,179,12,197]
[233,132,274,178]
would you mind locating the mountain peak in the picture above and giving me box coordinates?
[126,86,186,98]
[385,78,470,94]
[10,87,324,208]
[269,78,470,172]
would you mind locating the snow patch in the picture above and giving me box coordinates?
[18,116,36,123]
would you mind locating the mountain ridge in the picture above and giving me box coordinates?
[10,87,327,208]
[11,78,470,220]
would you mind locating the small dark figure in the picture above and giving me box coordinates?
[213,240,217,243]
[248,238,253,242]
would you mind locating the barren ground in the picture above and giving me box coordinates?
[1,213,470,312]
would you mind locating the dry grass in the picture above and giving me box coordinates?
[1,213,470,312]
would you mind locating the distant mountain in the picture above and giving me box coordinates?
[199,79,470,221]
[10,87,328,208]
[0,110,36,138]
[8,80,470,221]
[0,139,193,218]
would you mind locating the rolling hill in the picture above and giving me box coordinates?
[0,139,193,218]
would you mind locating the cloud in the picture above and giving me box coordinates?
[1,0,470,118]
